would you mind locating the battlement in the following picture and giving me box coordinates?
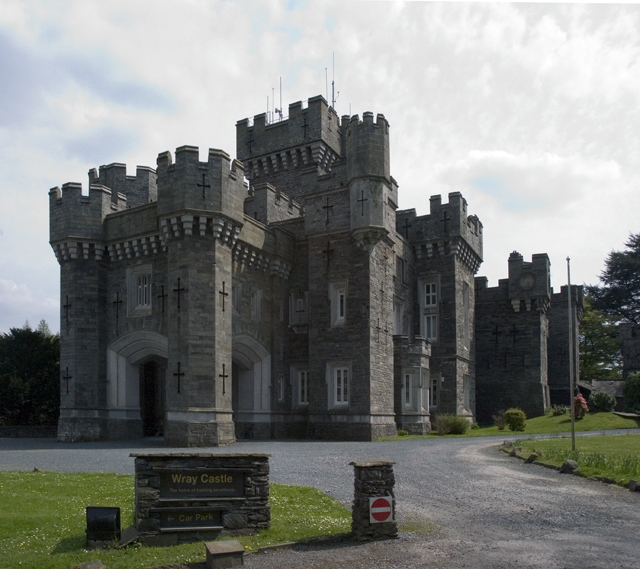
[244,182,302,225]
[406,193,483,253]
[49,182,126,246]
[507,251,551,302]
[236,95,341,163]
[156,145,246,223]
[346,112,390,182]
[88,163,157,208]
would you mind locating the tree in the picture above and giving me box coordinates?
[579,296,622,382]
[587,233,640,323]
[0,322,60,426]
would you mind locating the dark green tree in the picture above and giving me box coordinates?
[579,296,622,382]
[587,233,640,323]
[0,321,60,426]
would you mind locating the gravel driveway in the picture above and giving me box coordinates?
[1,432,639,568]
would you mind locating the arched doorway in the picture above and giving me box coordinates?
[107,331,168,437]
[232,334,271,439]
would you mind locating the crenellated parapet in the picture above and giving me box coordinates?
[345,112,395,251]
[236,96,342,192]
[49,182,126,263]
[89,163,157,208]
[507,251,551,313]
[405,193,483,274]
[155,146,246,247]
[244,182,303,225]
[346,112,390,183]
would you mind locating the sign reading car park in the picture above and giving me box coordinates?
[369,496,393,523]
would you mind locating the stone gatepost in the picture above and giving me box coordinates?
[350,459,397,541]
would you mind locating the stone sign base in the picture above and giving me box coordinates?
[131,453,270,547]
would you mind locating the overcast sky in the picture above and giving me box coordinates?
[1,0,639,334]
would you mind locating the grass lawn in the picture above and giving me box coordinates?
[513,434,640,485]
[379,410,638,440]
[0,473,351,569]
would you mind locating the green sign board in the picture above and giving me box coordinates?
[159,469,244,499]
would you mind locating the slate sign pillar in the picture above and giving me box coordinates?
[350,459,397,541]
[131,452,270,546]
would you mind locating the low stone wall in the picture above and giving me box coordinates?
[131,452,270,546]
[0,426,57,438]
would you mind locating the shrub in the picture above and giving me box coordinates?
[505,408,526,431]
[588,391,616,413]
[574,394,589,419]
[470,422,480,430]
[435,414,469,436]
[552,404,568,416]
[493,410,506,430]
[624,372,640,412]
[397,429,409,436]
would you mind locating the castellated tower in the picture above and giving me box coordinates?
[50,172,139,442]
[475,252,552,423]
[50,148,248,446]
[155,147,245,446]
[396,193,483,422]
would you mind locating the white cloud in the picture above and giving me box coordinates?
[0,279,59,334]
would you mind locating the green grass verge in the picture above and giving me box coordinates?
[0,473,351,569]
[379,411,638,441]
[513,434,640,485]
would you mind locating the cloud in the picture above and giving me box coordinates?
[0,279,59,334]
[0,27,176,132]
[63,125,141,165]
[439,150,622,214]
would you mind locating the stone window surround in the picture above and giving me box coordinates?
[326,361,351,409]
[127,263,153,316]
[329,281,347,328]
[420,276,440,341]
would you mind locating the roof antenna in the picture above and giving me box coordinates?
[275,77,283,121]
[325,67,328,102]
[331,52,339,109]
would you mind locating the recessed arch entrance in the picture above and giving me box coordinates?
[232,334,271,439]
[107,331,168,437]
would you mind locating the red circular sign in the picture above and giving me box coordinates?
[370,497,392,522]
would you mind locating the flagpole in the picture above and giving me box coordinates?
[567,257,575,451]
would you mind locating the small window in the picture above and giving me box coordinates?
[338,288,345,318]
[298,371,309,405]
[136,274,150,307]
[277,374,284,402]
[334,367,348,404]
[329,282,347,327]
[430,376,439,409]
[404,373,412,407]
[127,264,152,315]
[425,282,437,306]
[424,314,437,340]
[251,288,262,321]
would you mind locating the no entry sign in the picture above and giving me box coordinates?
[369,496,393,523]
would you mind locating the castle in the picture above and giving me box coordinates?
[49,95,582,446]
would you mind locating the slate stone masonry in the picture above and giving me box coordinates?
[350,459,397,541]
[131,452,270,546]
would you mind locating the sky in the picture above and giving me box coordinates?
[1,0,639,334]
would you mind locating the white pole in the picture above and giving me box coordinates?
[567,257,575,451]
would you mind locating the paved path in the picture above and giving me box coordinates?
[1,432,639,568]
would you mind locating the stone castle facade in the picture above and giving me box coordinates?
[49,95,581,446]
